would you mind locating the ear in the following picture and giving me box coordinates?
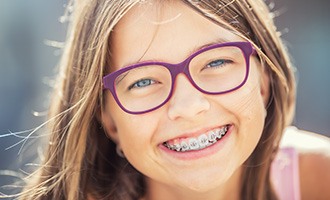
[260,64,270,107]
[100,108,119,143]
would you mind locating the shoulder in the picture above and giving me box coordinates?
[280,126,330,200]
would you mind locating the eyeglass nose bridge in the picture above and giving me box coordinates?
[165,56,206,96]
[169,56,190,74]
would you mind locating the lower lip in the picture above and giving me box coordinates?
[159,125,233,160]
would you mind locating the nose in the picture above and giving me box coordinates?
[167,74,210,121]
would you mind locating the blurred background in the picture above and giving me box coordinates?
[0,0,329,193]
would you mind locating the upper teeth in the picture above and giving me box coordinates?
[164,126,228,152]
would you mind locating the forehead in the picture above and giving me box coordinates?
[110,1,244,69]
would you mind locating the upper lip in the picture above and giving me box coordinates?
[160,124,230,144]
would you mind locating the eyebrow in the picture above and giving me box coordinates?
[190,38,230,54]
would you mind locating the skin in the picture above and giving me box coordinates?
[102,1,270,200]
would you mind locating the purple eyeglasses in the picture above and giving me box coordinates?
[103,41,255,114]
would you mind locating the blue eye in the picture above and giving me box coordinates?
[129,79,156,90]
[207,59,231,68]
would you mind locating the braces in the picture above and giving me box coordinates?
[164,125,229,152]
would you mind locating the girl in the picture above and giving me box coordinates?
[15,0,330,199]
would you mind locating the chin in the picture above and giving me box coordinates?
[174,174,227,193]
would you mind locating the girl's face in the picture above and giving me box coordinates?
[102,1,269,196]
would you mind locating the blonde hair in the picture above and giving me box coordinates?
[17,0,295,199]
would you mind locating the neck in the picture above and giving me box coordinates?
[143,167,242,200]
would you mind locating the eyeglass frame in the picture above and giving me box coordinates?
[103,41,256,115]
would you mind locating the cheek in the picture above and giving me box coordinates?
[107,95,161,155]
[229,62,267,121]
[231,85,266,120]
[113,113,165,177]
[217,66,267,147]
[234,71,267,146]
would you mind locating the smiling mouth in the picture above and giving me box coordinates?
[163,125,230,152]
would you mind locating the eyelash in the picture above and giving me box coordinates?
[205,59,232,69]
